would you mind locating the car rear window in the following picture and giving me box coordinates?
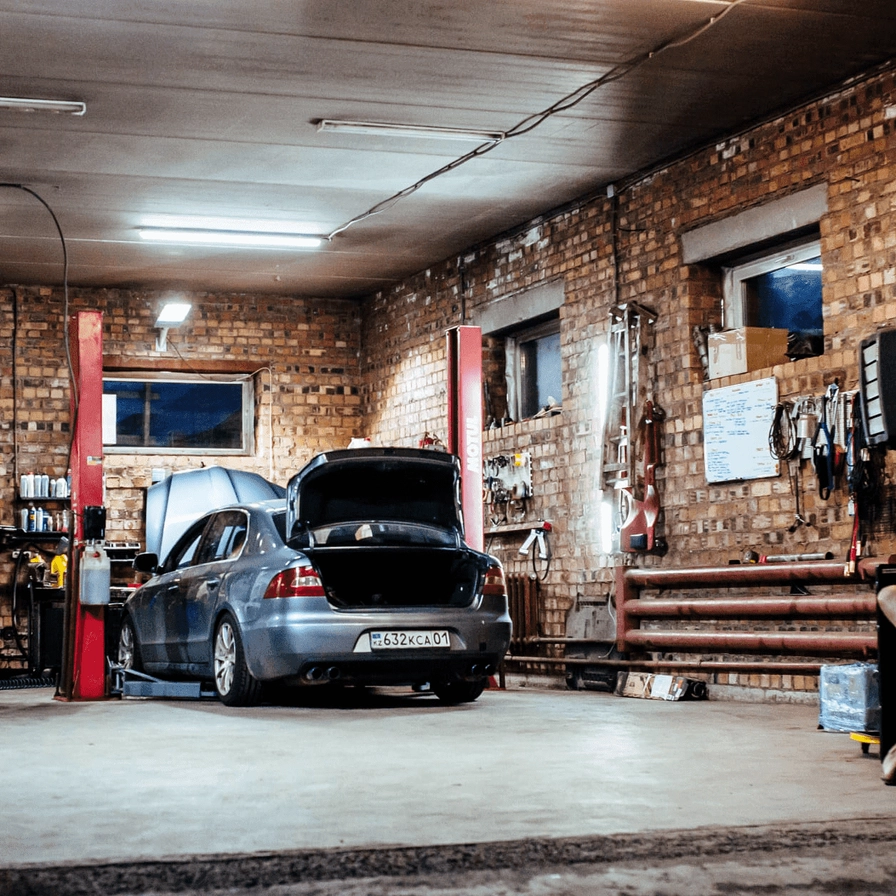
[299,463,460,531]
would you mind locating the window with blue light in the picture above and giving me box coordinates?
[724,240,823,359]
[103,377,252,453]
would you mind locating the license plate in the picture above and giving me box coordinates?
[370,630,451,650]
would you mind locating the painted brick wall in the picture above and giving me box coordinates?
[359,63,896,691]
[0,286,361,668]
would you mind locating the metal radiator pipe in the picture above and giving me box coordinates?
[622,595,877,618]
[504,655,824,674]
[624,629,876,656]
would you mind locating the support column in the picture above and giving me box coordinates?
[59,311,106,701]
[446,326,484,552]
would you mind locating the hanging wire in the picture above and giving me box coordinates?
[0,183,77,696]
[326,0,749,240]
[768,401,799,460]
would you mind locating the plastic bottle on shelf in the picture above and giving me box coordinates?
[39,473,50,498]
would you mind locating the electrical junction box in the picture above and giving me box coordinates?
[483,453,532,503]
[707,327,789,379]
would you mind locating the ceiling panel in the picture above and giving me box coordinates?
[0,0,894,297]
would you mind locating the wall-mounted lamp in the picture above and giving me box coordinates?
[0,96,86,116]
[155,302,192,351]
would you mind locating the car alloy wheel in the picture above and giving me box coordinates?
[117,617,141,672]
[213,613,261,707]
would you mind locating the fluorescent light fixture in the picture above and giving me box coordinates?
[317,119,504,143]
[154,302,192,351]
[0,96,86,116]
[141,214,325,234]
[139,228,324,249]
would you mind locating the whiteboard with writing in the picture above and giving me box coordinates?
[702,377,779,483]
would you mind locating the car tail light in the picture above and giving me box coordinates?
[264,565,325,599]
[482,563,507,597]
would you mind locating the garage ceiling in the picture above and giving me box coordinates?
[1,1,894,298]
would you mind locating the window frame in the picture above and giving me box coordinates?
[504,315,562,421]
[102,371,255,456]
[722,238,822,331]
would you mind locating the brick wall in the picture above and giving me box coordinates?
[359,62,896,691]
[3,62,894,691]
[0,286,361,669]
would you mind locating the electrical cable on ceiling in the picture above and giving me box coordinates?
[0,183,76,411]
[326,0,748,240]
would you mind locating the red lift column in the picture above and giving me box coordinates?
[61,311,106,700]
[446,326,484,552]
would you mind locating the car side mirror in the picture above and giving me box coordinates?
[133,551,160,574]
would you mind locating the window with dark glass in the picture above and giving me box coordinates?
[517,322,562,418]
[103,377,251,453]
[723,239,823,359]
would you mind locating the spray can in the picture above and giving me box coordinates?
[26,504,36,532]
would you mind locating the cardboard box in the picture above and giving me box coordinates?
[707,327,789,379]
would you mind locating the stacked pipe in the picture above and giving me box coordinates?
[615,557,885,659]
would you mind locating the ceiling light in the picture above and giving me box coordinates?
[138,228,325,249]
[316,119,505,143]
[0,96,86,116]
[154,302,192,352]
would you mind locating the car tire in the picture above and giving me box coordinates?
[117,616,142,672]
[432,679,486,705]
[213,614,261,707]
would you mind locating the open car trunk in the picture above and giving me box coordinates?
[287,448,485,610]
[306,545,486,609]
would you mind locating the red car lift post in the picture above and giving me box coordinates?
[446,326,484,552]
[58,311,107,701]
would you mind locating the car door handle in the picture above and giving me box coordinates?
[207,577,221,589]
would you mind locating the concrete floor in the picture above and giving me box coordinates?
[1,681,894,895]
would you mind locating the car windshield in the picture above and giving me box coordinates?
[308,521,458,547]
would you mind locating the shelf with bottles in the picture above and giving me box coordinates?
[18,471,71,501]
[16,504,70,535]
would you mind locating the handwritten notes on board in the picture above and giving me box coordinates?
[703,377,779,483]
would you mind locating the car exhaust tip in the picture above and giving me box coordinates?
[326,666,341,681]
[305,666,323,681]
[483,663,496,676]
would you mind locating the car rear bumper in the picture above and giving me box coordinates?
[239,599,511,685]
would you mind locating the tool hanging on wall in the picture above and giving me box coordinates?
[813,382,848,500]
[619,400,665,553]
[601,302,659,552]
[518,520,553,580]
[767,400,812,533]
